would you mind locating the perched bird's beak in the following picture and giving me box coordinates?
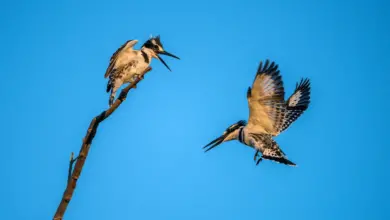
[156,50,180,71]
[203,135,226,152]
[159,50,180,59]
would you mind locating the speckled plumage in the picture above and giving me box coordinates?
[203,60,311,167]
[104,39,153,106]
[104,36,180,106]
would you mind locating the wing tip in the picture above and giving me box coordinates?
[257,59,279,76]
[296,78,311,91]
[293,77,311,107]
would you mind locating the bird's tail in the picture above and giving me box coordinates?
[109,93,115,106]
[106,79,112,93]
[107,78,116,106]
[259,138,296,166]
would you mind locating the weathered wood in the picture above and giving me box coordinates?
[53,67,152,220]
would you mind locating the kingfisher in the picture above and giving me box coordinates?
[203,60,311,166]
[104,35,180,106]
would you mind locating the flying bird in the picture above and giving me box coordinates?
[104,35,180,106]
[203,60,311,166]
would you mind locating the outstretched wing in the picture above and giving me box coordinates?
[104,40,138,78]
[246,60,285,135]
[276,78,311,135]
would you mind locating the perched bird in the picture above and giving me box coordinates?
[104,35,180,106]
[203,60,311,166]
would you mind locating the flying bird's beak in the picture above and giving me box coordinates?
[203,135,225,152]
[156,50,180,72]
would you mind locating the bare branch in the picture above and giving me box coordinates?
[53,67,152,220]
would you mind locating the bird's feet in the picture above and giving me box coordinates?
[253,150,263,166]
[133,74,144,81]
[253,150,259,161]
[131,75,139,82]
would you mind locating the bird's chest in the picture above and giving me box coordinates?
[120,55,151,81]
[246,132,271,151]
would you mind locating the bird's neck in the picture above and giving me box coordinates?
[237,127,246,144]
[141,47,158,59]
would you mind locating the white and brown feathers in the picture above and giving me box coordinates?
[202,59,311,167]
[104,40,138,79]
[279,78,311,135]
[246,60,310,166]
[246,60,311,137]
[104,40,143,106]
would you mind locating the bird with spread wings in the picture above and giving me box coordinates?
[203,60,311,166]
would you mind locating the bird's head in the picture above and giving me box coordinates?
[142,35,180,71]
[203,120,247,152]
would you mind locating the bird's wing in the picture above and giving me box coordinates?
[275,78,311,135]
[246,60,286,135]
[104,40,138,78]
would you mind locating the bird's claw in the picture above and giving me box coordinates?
[253,150,262,165]
[256,158,263,165]
[253,150,259,161]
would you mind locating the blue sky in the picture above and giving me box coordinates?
[1,0,389,219]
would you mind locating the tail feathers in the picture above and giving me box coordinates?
[262,154,296,166]
[260,139,296,166]
[107,79,115,106]
[109,90,116,106]
[106,82,112,93]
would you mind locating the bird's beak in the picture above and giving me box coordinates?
[203,135,226,152]
[156,55,172,71]
[158,50,180,60]
[156,50,180,72]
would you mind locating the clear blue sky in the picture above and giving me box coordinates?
[1,0,389,219]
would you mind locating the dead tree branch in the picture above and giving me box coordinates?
[53,67,152,220]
